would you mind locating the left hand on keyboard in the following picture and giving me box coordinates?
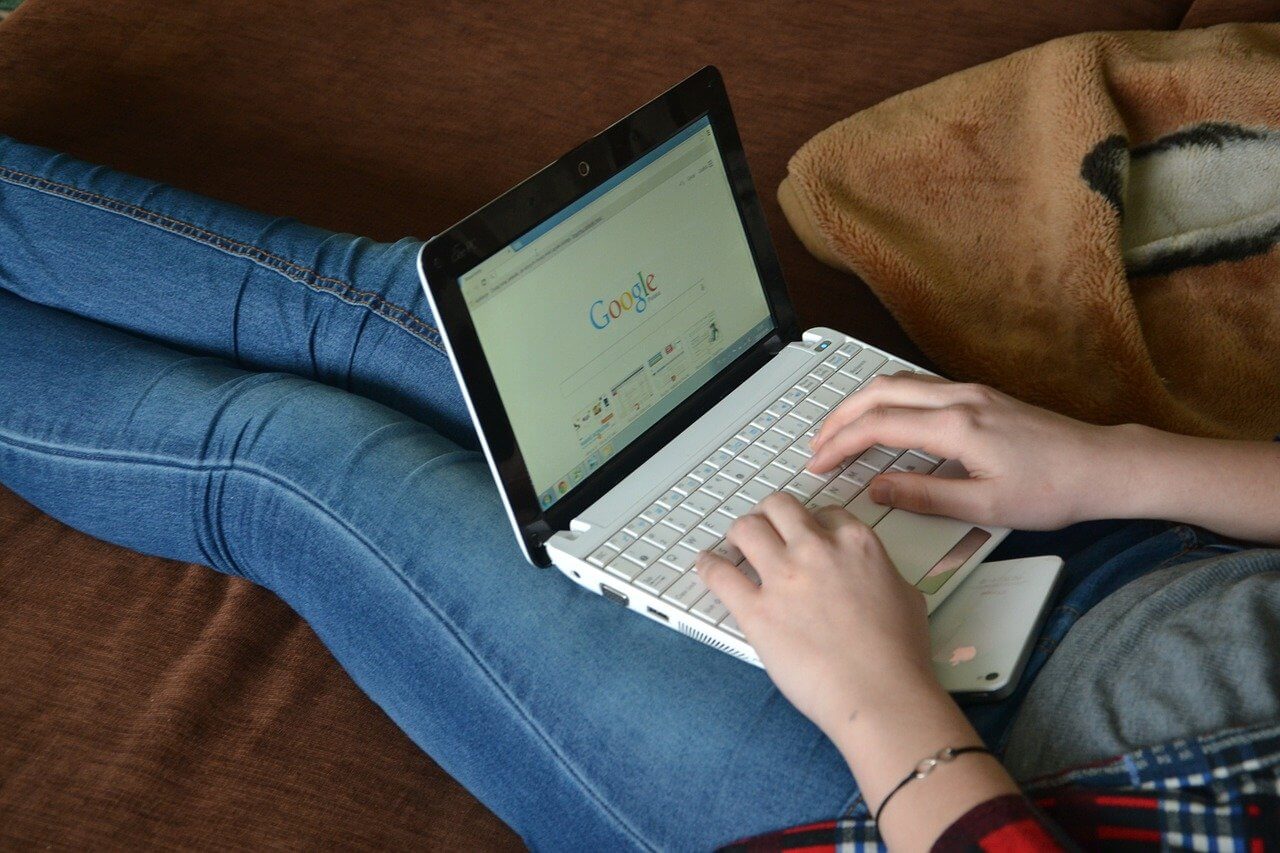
[695,493,934,739]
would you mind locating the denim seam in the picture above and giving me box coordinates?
[0,166,445,353]
[0,427,654,851]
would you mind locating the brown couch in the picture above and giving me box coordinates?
[1,0,1272,847]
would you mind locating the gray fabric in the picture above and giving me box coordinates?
[1003,549,1280,782]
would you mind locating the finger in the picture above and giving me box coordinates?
[808,405,969,474]
[867,471,993,522]
[811,374,977,452]
[749,492,818,542]
[810,503,868,535]
[725,511,787,571]
[695,550,759,616]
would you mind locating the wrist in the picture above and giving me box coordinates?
[824,672,974,780]
[1076,422,1171,523]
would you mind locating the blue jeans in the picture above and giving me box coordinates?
[0,136,1235,849]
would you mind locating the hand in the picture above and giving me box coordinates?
[808,374,1117,530]
[696,494,935,737]
[698,494,1024,850]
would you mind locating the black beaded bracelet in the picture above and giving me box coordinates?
[852,745,995,826]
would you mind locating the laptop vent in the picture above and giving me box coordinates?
[678,622,749,660]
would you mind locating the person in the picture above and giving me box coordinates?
[2,133,1278,851]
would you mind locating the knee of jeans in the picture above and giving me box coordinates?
[196,371,469,572]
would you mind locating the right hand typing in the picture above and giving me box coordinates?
[807,374,1121,530]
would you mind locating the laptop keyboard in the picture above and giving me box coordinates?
[585,341,945,639]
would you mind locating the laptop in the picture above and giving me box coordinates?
[418,67,1008,667]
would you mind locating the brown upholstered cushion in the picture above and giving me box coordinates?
[2,0,1259,846]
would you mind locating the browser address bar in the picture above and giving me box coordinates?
[467,136,715,308]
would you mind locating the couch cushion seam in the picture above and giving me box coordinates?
[0,166,444,353]
[0,426,655,850]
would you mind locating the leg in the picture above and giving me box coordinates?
[0,134,472,446]
[0,291,857,850]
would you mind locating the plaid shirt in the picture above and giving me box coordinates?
[721,721,1280,851]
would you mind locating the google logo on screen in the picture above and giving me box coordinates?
[589,272,659,330]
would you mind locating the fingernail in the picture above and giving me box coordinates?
[869,479,893,505]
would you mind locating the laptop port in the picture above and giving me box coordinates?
[646,606,669,622]
[599,584,629,607]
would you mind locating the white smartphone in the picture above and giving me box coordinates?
[928,555,1065,701]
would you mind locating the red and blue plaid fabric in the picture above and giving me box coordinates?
[720,721,1280,852]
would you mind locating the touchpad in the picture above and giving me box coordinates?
[874,510,988,588]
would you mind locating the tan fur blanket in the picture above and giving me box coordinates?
[779,24,1280,439]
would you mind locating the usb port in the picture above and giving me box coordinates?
[646,606,669,623]
[600,584,629,607]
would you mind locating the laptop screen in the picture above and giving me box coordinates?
[457,116,774,510]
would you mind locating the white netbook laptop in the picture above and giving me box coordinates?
[418,67,1008,666]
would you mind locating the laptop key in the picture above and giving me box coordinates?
[679,490,720,517]
[706,449,734,468]
[774,415,808,438]
[738,444,775,469]
[841,350,887,380]
[690,590,730,624]
[836,341,861,357]
[719,495,755,519]
[808,365,835,381]
[838,462,877,490]
[700,475,738,501]
[622,542,663,570]
[791,401,826,424]
[720,437,749,456]
[737,423,765,443]
[737,478,774,504]
[605,557,645,581]
[889,452,938,475]
[642,523,681,550]
[690,462,719,481]
[635,563,681,595]
[807,387,844,411]
[655,489,684,509]
[699,511,735,538]
[796,375,821,392]
[719,460,755,486]
[712,541,743,564]
[754,464,792,489]
[623,516,652,536]
[821,477,863,504]
[607,530,638,551]
[588,545,620,567]
[807,491,846,511]
[857,447,898,471]
[664,507,703,534]
[660,545,699,572]
[782,386,808,404]
[758,429,791,454]
[662,571,708,609]
[766,398,794,416]
[641,502,669,522]
[679,527,719,553]
[848,489,891,527]
[784,472,826,500]
[720,613,746,639]
[773,448,808,472]
[673,475,702,495]
[824,373,860,396]
[752,412,780,431]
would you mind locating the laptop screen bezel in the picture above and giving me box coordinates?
[420,66,799,565]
